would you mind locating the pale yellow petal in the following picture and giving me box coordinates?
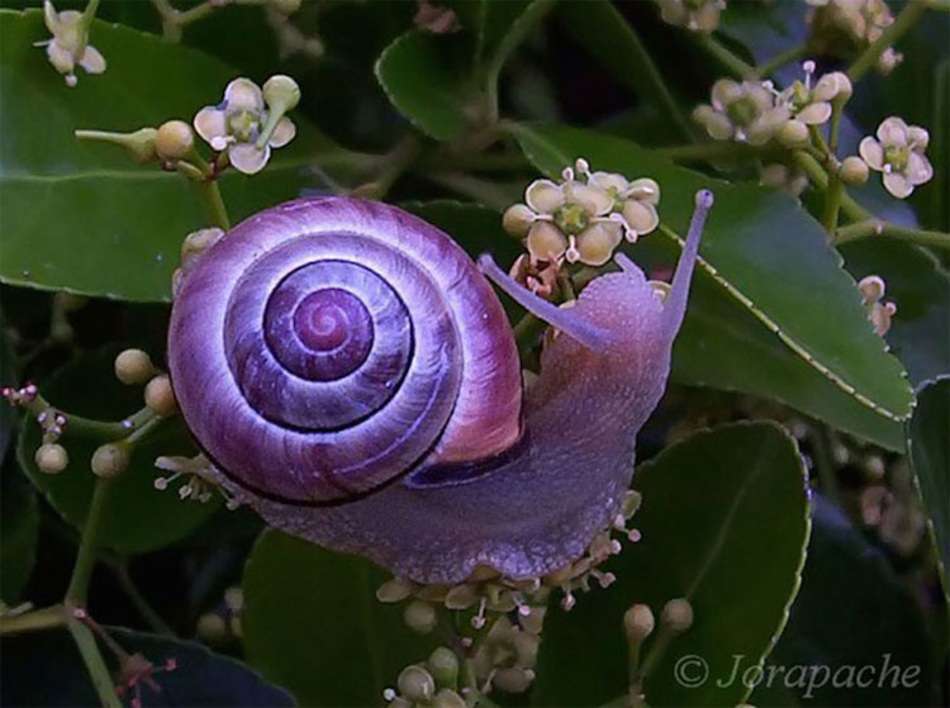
[621,201,659,238]
[883,171,912,199]
[526,221,567,261]
[575,223,622,266]
[569,183,613,216]
[525,179,565,214]
[797,101,832,125]
[877,116,908,147]
[224,78,264,113]
[78,44,106,74]
[193,106,228,146]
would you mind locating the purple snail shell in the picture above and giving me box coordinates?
[168,193,712,584]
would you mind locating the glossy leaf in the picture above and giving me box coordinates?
[0,9,348,303]
[841,239,950,386]
[511,123,913,438]
[375,30,477,141]
[532,422,810,707]
[17,348,219,554]
[243,530,436,707]
[0,462,38,604]
[750,495,937,707]
[908,377,950,604]
[0,625,295,707]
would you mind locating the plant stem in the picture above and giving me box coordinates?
[16,394,132,440]
[425,172,516,211]
[197,179,231,231]
[112,563,175,637]
[693,34,756,79]
[484,0,557,123]
[755,43,809,78]
[793,150,950,249]
[0,605,66,636]
[822,176,844,233]
[65,478,114,607]
[616,18,694,140]
[847,0,929,82]
[67,616,122,708]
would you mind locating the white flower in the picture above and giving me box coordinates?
[656,0,726,33]
[36,0,106,87]
[193,78,297,175]
[808,0,902,75]
[858,117,933,199]
[694,79,789,145]
[501,160,662,268]
[777,61,852,127]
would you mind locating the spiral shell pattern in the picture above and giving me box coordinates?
[168,198,522,504]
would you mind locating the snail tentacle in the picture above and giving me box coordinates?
[477,254,614,353]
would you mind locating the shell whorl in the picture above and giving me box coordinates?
[168,197,522,504]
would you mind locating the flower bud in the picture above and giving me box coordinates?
[145,375,177,417]
[196,612,228,643]
[376,577,414,603]
[502,204,535,238]
[427,647,459,689]
[397,665,435,702]
[444,583,479,610]
[777,119,809,147]
[512,630,540,668]
[493,667,535,694]
[519,606,546,634]
[432,689,466,708]
[114,349,155,385]
[91,442,130,479]
[660,597,694,633]
[624,603,655,643]
[35,443,69,474]
[263,75,301,112]
[403,600,437,634]
[839,156,869,185]
[155,120,195,161]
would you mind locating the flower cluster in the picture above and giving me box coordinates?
[655,0,726,33]
[36,0,105,87]
[502,159,660,289]
[694,63,851,148]
[859,117,933,199]
[858,275,896,337]
[806,0,903,74]
[194,76,299,175]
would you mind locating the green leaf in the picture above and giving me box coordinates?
[243,530,436,707]
[908,377,950,605]
[375,30,478,142]
[403,199,520,263]
[841,239,950,386]
[16,348,219,554]
[0,625,295,707]
[750,495,938,707]
[510,123,914,441]
[0,463,38,605]
[0,9,347,303]
[532,422,810,707]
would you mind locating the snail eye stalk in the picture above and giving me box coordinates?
[477,254,613,353]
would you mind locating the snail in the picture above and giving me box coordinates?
[167,191,713,584]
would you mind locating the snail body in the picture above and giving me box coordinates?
[168,193,711,584]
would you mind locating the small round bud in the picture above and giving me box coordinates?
[661,598,694,633]
[145,375,177,417]
[427,647,459,688]
[262,75,301,112]
[155,120,195,161]
[114,349,155,385]
[432,689,466,708]
[35,443,68,474]
[91,443,131,479]
[502,204,535,238]
[777,119,809,147]
[269,0,301,13]
[623,604,655,643]
[397,665,435,702]
[493,667,535,694]
[403,600,437,634]
[196,613,228,643]
[376,577,414,603]
[839,156,869,185]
